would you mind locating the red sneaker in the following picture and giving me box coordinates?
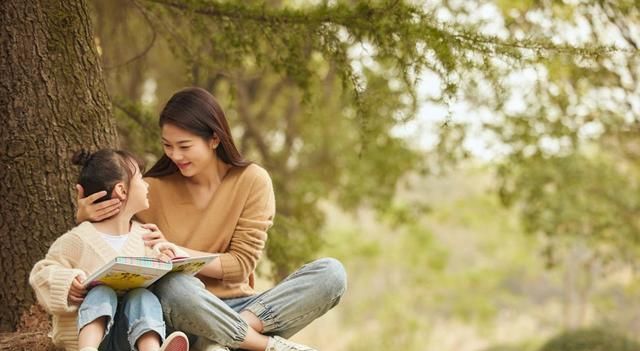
[160,331,190,351]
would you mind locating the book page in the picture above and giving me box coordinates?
[170,254,219,275]
[85,257,172,292]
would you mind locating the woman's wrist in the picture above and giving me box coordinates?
[75,210,86,224]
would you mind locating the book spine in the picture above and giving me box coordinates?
[115,257,171,269]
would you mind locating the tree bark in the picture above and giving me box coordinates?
[0,0,117,332]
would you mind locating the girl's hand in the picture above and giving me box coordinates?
[68,274,87,306]
[75,184,121,223]
[141,223,167,247]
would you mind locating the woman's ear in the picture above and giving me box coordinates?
[112,182,127,201]
[210,135,220,149]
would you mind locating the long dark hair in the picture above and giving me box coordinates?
[72,149,145,203]
[145,87,250,177]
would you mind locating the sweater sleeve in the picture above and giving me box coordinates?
[29,233,86,315]
[219,168,275,283]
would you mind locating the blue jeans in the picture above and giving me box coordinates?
[151,258,347,349]
[77,285,166,351]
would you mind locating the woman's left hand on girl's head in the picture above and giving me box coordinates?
[141,223,167,247]
[75,184,121,223]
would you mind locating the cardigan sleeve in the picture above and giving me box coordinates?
[29,233,86,315]
[219,167,275,283]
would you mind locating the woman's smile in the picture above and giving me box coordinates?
[176,162,191,170]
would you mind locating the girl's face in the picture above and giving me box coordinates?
[161,123,217,177]
[123,164,149,213]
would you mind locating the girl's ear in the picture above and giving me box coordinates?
[112,182,127,201]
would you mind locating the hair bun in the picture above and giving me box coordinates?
[71,149,92,166]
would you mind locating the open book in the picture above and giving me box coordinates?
[84,255,219,293]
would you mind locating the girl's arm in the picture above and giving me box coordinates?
[29,234,86,314]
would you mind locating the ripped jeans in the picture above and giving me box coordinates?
[77,285,166,351]
[151,257,347,349]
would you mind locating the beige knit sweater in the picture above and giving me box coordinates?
[137,163,276,298]
[29,221,153,351]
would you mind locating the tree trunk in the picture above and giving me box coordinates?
[0,0,117,332]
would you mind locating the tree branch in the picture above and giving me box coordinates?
[144,0,626,57]
[255,77,289,123]
[103,0,157,70]
[598,1,639,50]
[144,0,381,26]
[280,92,299,166]
[112,99,148,128]
[233,78,272,165]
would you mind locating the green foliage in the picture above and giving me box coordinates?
[140,0,615,141]
[315,166,563,350]
[497,152,640,265]
[538,328,640,351]
[112,96,162,158]
[482,341,539,351]
[432,1,640,273]
[92,0,628,279]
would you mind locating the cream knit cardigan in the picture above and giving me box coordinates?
[29,221,153,351]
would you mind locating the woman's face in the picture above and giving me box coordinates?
[161,123,216,177]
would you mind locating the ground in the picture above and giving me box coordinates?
[0,304,59,350]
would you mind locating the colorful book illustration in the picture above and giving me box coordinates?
[83,255,219,293]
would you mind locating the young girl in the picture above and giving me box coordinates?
[30,149,190,351]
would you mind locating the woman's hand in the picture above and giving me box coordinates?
[156,249,176,262]
[141,223,167,247]
[68,274,87,306]
[75,184,121,223]
[152,242,189,260]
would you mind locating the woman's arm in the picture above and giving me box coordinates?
[141,224,224,278]
[180,247,224,278]
[141,169,275,283]
[216,169,275,284]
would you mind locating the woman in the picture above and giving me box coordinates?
[76,87,347,351]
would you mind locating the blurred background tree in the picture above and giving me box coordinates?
[90,0,610,280]
[87,1,640,349]
[434,0,640,332]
